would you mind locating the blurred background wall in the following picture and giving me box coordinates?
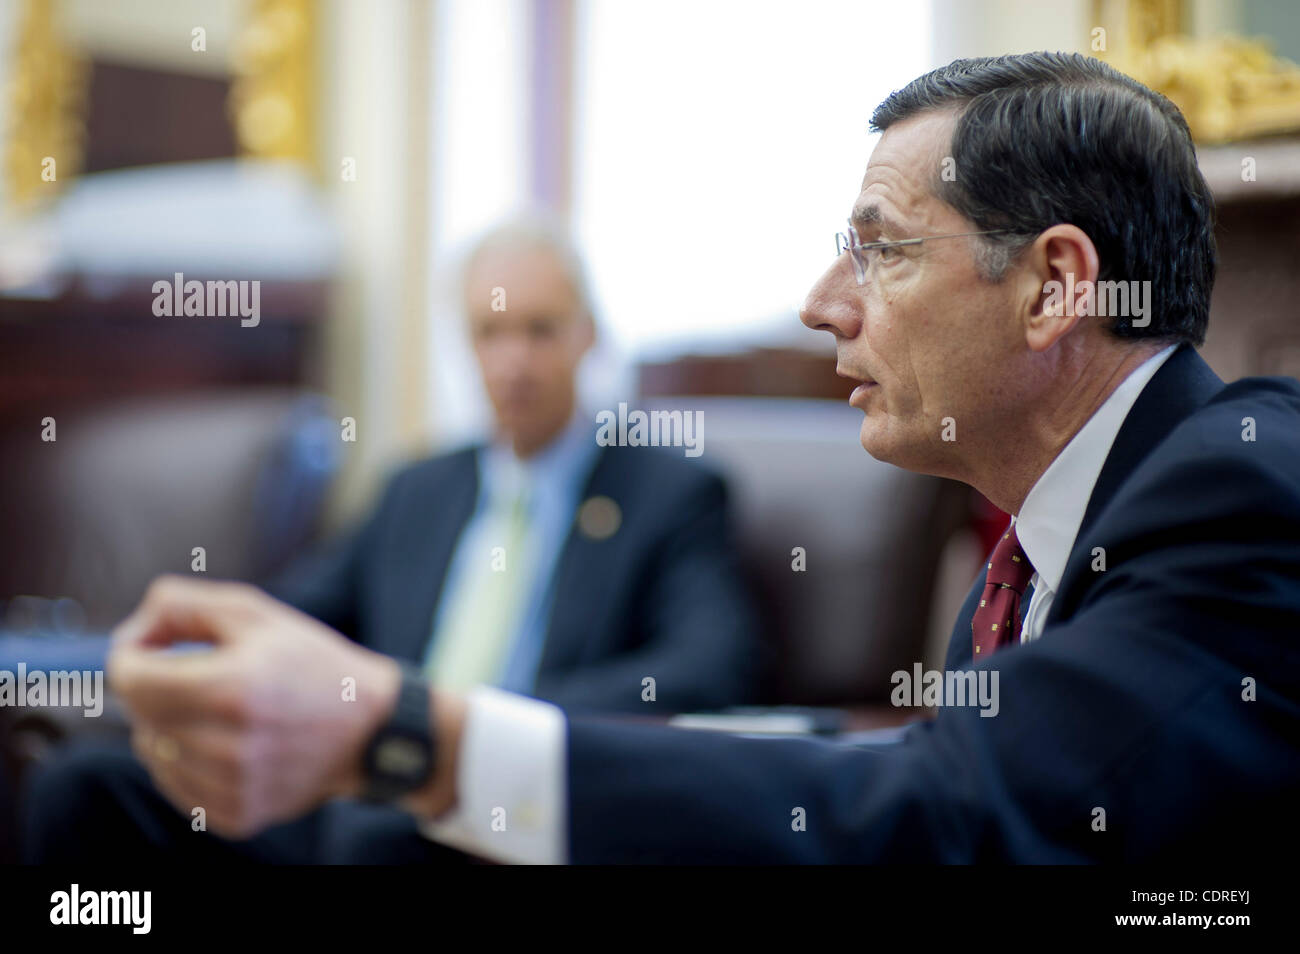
[1,0,1299,675]
[5,0,1300,516]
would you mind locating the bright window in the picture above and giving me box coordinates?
[572,0,932,358]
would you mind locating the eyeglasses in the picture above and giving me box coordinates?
[834,220,1017,285]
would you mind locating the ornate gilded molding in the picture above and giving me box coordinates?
[1093,0,1300,143]
[227,0,317,168]
[2,0,88,212]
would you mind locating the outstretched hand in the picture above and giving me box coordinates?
[107,575,402,838]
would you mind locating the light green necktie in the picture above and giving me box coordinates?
[425,483,535,691]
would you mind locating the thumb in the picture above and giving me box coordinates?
[112,575,260,652]
[108,577,262,721]
[109,644,233,724]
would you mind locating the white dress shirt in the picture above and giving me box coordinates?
[421,344,1178,864]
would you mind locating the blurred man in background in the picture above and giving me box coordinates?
[265,218,760,715]
[25,219,762,863]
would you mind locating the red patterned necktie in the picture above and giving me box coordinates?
[971,523,1036,659]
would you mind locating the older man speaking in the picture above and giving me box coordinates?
[46,52,1300,864]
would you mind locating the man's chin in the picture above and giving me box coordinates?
[857,418,896,464]
[859,418,954,480]
[502,417,565,455]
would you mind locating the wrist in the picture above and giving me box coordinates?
[335,653,403,800]
[399,689,466,821]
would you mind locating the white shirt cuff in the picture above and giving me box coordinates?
[418,686,568,864]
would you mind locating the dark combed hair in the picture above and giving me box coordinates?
[871,52,1216,345]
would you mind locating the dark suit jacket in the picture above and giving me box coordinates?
[566,345,1300,862]
[263,443,763,715]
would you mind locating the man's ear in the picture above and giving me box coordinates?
[1020,224,1100,353]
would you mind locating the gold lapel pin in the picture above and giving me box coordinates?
[577,495,622,541]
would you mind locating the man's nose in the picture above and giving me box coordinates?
[480,335,530,381]
[493,331,533,366]
[798,262,861,340]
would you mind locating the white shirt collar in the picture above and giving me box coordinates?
[1014,344,1178,596]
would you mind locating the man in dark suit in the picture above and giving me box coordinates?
[69,52,1300,863]
[264,220,759,715]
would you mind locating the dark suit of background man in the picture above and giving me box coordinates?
[35,52,1300,865]
[23,220,760,864]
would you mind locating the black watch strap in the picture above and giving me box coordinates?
[361,662,436,803]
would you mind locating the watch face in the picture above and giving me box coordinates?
[375,736,431,780]
[364,666,435,800]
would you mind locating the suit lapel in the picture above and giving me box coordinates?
[944,572,985,671]
[536,446,620,675]
[1047,344,1223,624]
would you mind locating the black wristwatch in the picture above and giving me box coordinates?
[361,662,437,803]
